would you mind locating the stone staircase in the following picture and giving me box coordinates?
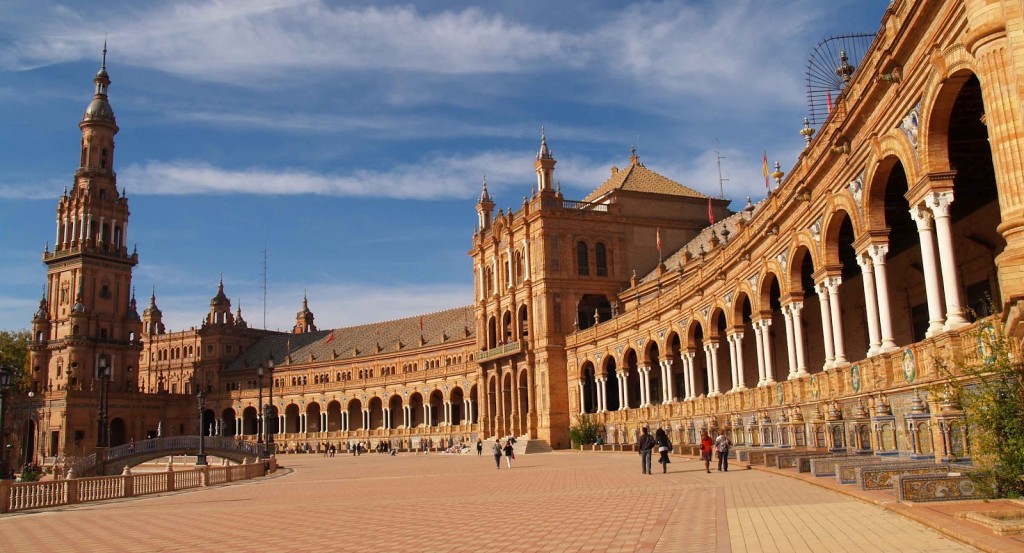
[491,435,553,455]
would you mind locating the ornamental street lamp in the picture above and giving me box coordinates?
[263,355,275,458]
[0,366,11,479]
[96,354,110,448]
[256,362,264,444]
[196,390,208,466]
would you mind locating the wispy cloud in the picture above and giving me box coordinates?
[2,0,824,107]
[3,1,577,82]
[103,151,621,200]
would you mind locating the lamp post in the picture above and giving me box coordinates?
[96,354,110,448]
[256,363,264,444]
[264,355,275,458]
[0,366,11,479]
[196,390,208,466]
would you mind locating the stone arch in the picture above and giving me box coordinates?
[864,135,920,230]
[408,392,424,427]
[387,393,403,428]
[622,347,641,409]
[450,387,465,425]
[326,400,343,432]
[920,52,980,173]
[787,243,817,297]
[821,207,860,269]
[730,289,753,330]
[346,398,362,431]
[306,401,322,433]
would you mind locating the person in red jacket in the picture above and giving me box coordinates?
[700,431,714,474]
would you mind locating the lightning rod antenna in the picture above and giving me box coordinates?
[715,139,729,199]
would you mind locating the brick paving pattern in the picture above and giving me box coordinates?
[0,453,976,552]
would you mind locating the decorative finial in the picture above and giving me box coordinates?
[800,117,815,148]
[771,161,784,185]
[102,37,108,70]
[835,50,854,84]
[538,126,553,160]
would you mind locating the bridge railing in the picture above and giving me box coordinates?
[0,458,275,514]
[102,436,266,463]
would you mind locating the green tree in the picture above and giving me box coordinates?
[944,323,1024,498]
[568,414,601,448]
[0,329,31,392]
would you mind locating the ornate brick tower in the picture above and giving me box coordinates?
[26,47,143,459]
[30,45,141,392]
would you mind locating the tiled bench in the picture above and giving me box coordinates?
[775,451,830,470]
[810,455,872,477]
[896,472,989,502]
[834,457,886,484]
[856,462,949,490]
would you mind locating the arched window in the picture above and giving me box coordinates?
[595,243,608,277]
[100,148,108,169]
[514,251,524,284]
[577,241,589,276]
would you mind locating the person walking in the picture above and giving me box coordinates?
[637,427,656,475]
[700,431,714,473]
[476,438,483,456]
[492,439,502,469]
[655,428,672,473]
[715,429,732,472]
[503,439,515,468]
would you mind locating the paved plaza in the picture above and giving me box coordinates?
[0,452,978,552]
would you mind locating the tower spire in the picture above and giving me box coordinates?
[102,37,107,71]
[534,127,556,193]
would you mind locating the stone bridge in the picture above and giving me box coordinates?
[71,436,268,476]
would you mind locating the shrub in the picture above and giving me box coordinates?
[568,414,601,448]
[943,322,1024,498]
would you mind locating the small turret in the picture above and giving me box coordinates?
[534,127,556,194]
[143,288,165,335]
[206,275,234,326]
[293,291,317,334]
[476,176,495,231]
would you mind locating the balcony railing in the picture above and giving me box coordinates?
[476,341,524,362]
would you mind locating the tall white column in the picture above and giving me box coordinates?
[815,284,836,369]
[578,381,586,414]
[909,206,947,336]
[753,321,766,386]
[662,360,675,403]
[619,373,629,410]
[868,244,899,352]
[856,254,883,356]
[760,320,776,384]
[638,365,650,407]
[686,352,697,399]
[725,334,739,392]
[825,276,848,365]
[55,218,62,246]
[707,343,721,396]
[927,192,968,329]
[733,332,747,390]
[783,308,798,379]
[791,302,809,377]
[596,378,606,412]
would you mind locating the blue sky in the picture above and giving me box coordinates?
[0,0,890,333]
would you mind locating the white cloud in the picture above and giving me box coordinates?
[2,0,825,108]
[105,150,620,200]
[3,1,577,83]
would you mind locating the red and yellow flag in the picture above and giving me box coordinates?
[707,197,715,225]
[762,151,770,191]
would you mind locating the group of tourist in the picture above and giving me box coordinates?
[490,436,516,469]
[637,427,732,475]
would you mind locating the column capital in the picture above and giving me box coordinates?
[815,282,830,300]
[727,330,744,342]
[705,342,719,353]
[867,243,889,263]
[824,276,842,293]
[755,318,772,329]
[925,190,955,217]
[909,204,934,229]
[855,252,873,272]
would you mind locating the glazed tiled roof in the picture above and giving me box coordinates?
[583,155,709,203]
[225,305,476,372]
[640,198,764,284]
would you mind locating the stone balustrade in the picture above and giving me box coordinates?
[0,458,274,514]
